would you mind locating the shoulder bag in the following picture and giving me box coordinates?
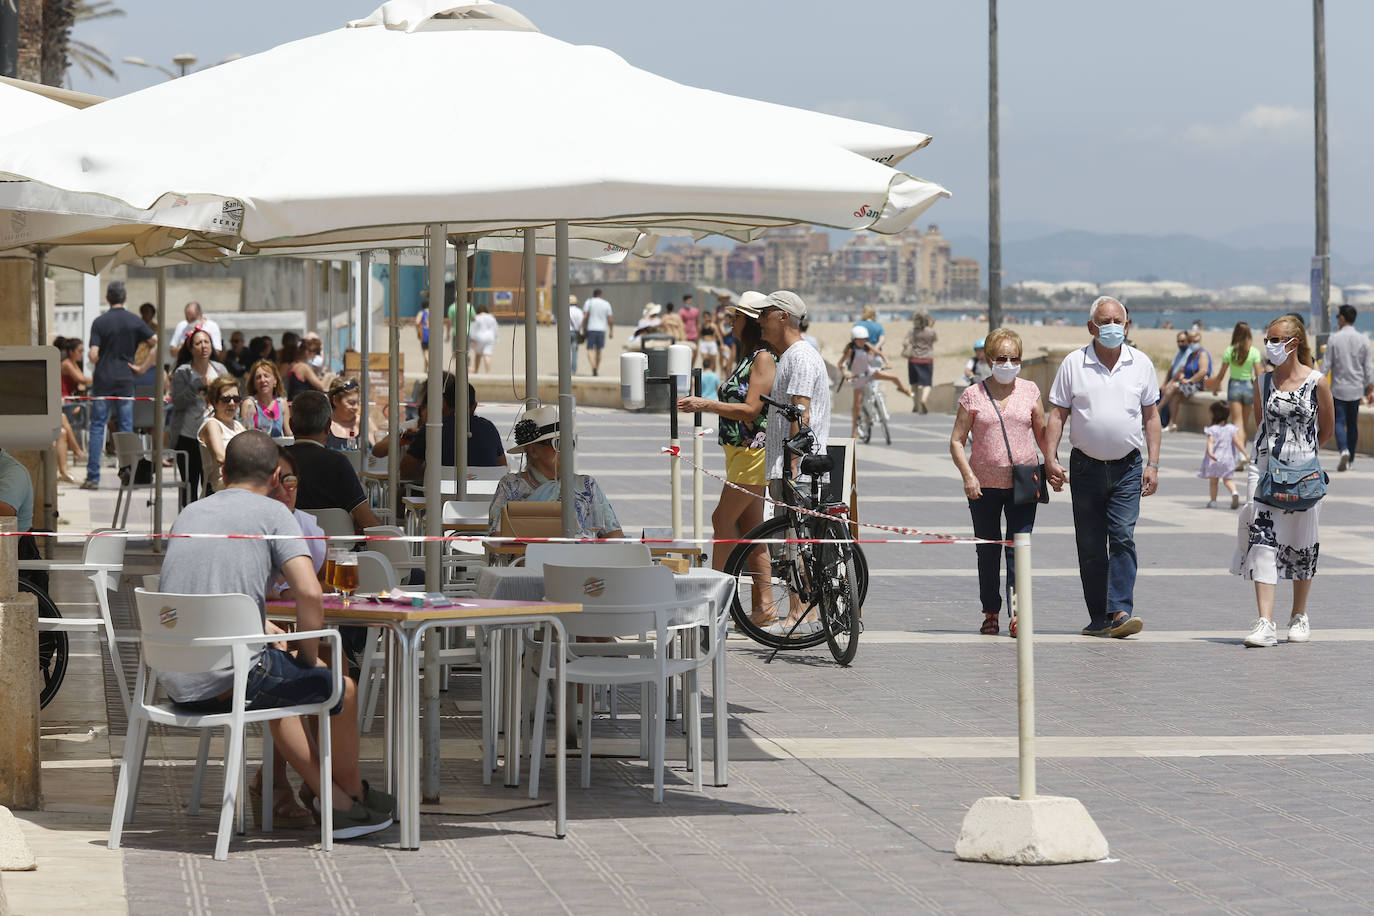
[983,381,1049,505]
[1254,373,1327,512]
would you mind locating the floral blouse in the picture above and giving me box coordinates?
[487,467,620,538]
[717,348,768,449]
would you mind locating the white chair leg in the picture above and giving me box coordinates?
[580,683,593,789]
[689,671,703,792]
[319,701,333,853]
[639,682,650,761]
[653,677,667,803]
[215,724,242,861]
[99,613,131,717]
[188,730,213,816]
[527,629,552,799]
[713,650,728,787]
[108,715,146,849]
[127,720,152,825]
[261,727,274,833]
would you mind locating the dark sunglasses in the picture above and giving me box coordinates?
[219,394,243,404]
[279,473,299,489]
[334,379,360,393]
[1264,337,1293,345]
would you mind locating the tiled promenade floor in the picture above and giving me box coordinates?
[9,400,1374,914]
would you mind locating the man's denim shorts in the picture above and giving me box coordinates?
[177,648,342,716]
[584,329,607,351]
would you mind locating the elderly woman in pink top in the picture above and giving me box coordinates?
[948,328,1050,637]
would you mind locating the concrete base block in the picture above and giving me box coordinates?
[0,808,34,871]
[955,795,1108,865]
[0,593,40,810]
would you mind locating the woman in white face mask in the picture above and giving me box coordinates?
[1233,314,1334,648]
[948,328,1051,636]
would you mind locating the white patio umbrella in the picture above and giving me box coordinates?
[0,0,953,809]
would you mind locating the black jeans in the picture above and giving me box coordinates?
[175,435,203,508]
[967,487,1037,614]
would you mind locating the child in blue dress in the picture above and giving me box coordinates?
[1198,400,1246,508]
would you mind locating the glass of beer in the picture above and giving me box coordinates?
[323,551,339,593]
[334,553,359,607]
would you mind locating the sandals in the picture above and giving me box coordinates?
[980,612,999,636]
[249,780,315,829]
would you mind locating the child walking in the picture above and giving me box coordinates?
[1199,400,1246,509]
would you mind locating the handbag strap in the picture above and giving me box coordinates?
[981,380,1017,465]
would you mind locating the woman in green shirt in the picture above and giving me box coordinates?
[1209,321,1263,434]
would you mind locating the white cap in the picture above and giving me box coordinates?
[732,290,767,318]
[850,325,869,340]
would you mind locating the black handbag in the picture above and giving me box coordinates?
[983,381,1049,506]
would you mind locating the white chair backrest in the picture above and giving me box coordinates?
[112,432,145,472]
[312,507,356,540]
[542,564,678,640]
[132,589,262,675]
[362,526,412,568]
[441,499,494,524]
[465,465,506,481]
[524,543,651,574]
[142,574,160,591]
[84,528,128,574]
[345,449,365,472]
[198,440,219,493]
[354,551,398,593]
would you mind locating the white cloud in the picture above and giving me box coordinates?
[1182,104,1310,147]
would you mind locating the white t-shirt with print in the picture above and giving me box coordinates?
[765,340,831,480]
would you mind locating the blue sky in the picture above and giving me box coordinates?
[68,1,1374,248]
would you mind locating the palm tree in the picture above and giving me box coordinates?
[41,0,125,87]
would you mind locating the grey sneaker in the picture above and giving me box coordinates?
[361,780,397,820]
[1243,617,1278,648]
[1082,621,1113,637]
[1287,613,1310,643]
[1108,615,1143,638]
[329,800,392,840]
[79,478,99,490]
[1338,451,1351,472]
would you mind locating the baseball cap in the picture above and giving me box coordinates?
[758,290,807,320]
[731,291,767,318]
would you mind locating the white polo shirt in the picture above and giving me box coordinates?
[1049,343,1160,461]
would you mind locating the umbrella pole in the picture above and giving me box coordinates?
[358,252,371,448]
[153,269,166,551]
[451,237,469,501]
[33,247,56,540]
[555,220,575,538]
[324,261,333,370]
[423,224,446,806]
[387,251,401,526]
[523,228,538,407]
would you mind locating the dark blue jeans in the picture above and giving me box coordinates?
[86,396,132,484]
[1334,398,1360,455]
[1069,449,1142,627]
[177,648,342,716]
[967,487,1037,614]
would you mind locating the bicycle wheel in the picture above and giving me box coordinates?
[21,580,69,709]
[817,523,862,665]
[724,515,828,650]
[852,540,869,604]
[876,392,891,445]
[857,400,872,444]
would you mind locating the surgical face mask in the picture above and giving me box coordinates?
[990,362,1021,384]
[1266,339,1292,366]
[1094,321,1126,349]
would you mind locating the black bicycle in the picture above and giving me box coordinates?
[723,394,866,665]
[20,576,69,709]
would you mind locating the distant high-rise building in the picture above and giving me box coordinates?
[949,257,981,301]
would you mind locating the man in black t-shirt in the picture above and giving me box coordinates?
[286,391,381,533]
[398,378,507,478]
[83,281,155,489]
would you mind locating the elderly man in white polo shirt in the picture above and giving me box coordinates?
[1044,296,1162,638]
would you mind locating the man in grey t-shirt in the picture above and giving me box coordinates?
[759,291,831,482]
[156,431,392,837]
[1324,304,1374,470]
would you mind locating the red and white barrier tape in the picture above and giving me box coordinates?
[0,529,1009,546]
[63,395,170,403]
[661,444,997,545]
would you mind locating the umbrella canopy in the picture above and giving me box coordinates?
[0,0,948,256]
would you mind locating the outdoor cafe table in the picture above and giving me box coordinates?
[266,594,580,849]
[474,565,735,787]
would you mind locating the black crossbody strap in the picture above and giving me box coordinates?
[982,380,1016,465]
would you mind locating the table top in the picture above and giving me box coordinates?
[267,595,581,623]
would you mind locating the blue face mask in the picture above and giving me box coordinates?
[1095,321,1126,349]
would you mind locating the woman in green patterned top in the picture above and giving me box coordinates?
[678,293,775,572]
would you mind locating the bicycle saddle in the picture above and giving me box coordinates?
[800,454,834,476]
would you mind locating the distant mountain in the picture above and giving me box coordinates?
[944,229,1372,289]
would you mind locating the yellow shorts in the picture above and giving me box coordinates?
[723,444,766,486]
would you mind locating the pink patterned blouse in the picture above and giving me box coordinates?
[957,378,1042,490]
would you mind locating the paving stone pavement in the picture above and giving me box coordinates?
[12,399,1374,914]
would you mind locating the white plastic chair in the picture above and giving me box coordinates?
[522,543,652,573]
[530,564,716,802]
[110,589,343,861]
[111,432,190,527]
[20,529,132,714]
[311,507,357,542]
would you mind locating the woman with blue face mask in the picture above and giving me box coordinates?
[948,328,1050,636]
